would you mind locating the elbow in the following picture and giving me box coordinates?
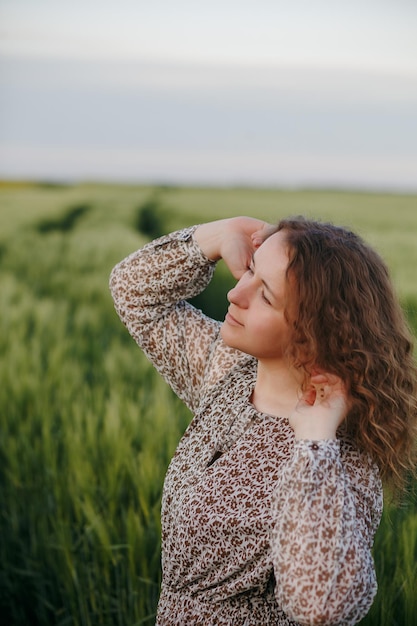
[279,594,334,626]
[109,255,143,304]
[109,263,121,298]
[108,263,132,323]
[279,576,377,626]
[109,261,131,309]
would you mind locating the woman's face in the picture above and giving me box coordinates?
[220,230,292,363]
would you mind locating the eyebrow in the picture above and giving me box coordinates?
[251,254,279,303]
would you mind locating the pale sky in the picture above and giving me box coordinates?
[1,0,417,189]
[2,0,417,72]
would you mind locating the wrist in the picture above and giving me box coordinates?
[193,219,232,261]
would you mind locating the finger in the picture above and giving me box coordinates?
[310,373,329,385]
[310,372,344,388]
[251,223,278,247]
[301,387,317,407]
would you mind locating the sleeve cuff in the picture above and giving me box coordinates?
[148,226,217,267]
[293,438,341,462]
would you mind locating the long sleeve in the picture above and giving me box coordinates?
[271,438,383,626]
[109,227,221,412]
[110,227,384,626]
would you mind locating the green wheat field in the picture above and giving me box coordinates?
[1,181,416,625]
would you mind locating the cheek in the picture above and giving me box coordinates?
[252,314,286,341]
[267,316,291,344]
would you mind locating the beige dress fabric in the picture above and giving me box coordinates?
[109,227,383,626]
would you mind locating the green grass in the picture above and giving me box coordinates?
[0,181,416,624]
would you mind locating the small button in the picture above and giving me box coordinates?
[311,443,319,451]
[178,228,193,241]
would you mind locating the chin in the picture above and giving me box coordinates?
[220,324,251,355]
[220,323,239,348]
[220,322,230,343]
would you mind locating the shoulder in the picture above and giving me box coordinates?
[203,333,254,389]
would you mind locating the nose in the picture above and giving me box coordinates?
[227,278,250,308]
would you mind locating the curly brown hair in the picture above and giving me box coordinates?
[278,216,417,493]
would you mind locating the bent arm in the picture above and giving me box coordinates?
[109,227,220,411]
[109,217,274,409]
[271,439,382,626]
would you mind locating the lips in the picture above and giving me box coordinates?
[225,310,243,326]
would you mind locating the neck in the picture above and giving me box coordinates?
[252,359,303,418]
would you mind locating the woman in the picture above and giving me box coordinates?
[109,215,417,625]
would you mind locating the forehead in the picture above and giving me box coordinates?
[254,230,289,273]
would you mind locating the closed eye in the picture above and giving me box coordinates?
[248,264,271,304]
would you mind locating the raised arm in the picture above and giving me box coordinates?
[271,373,383,624]
[271,437,382,625]
[272,371,382,626]
[109,217,273,410]
[109,227,220,411]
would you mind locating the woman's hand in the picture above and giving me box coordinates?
[219,218,278,279]
[290,372,350,440]
[194,217,277,279]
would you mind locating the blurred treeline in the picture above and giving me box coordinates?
[0,181,416,625]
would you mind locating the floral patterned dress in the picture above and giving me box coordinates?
[109,227,383,626]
